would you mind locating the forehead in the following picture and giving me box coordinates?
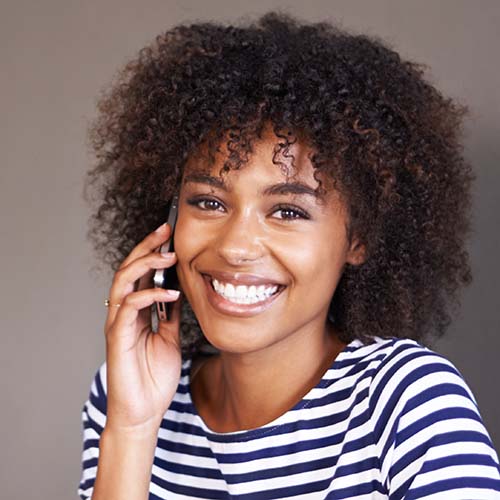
[182,125,331,193]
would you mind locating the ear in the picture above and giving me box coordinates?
[346,238,366,266]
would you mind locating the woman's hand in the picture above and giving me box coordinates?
[103,223,183,434]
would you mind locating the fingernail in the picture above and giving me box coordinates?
[160,251,175,259]
[155,223,166,232]
[166,290,180,299]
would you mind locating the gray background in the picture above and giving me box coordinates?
[1,1,499,498]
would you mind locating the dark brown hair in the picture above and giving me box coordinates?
[86,11,473,357]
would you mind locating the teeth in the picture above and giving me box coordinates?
[212,278,279,303]
[236,285,252,298]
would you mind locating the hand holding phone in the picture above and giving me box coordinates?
[102,220,183,435]
[153,194,180,321]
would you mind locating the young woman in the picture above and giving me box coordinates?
[78,11,500,500]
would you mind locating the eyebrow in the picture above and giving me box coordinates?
[183,173,319,199]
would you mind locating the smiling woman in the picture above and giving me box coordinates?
[175,126,363,357]
[79,10,500,500]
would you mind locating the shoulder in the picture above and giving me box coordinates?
[88,361,108,398]
[357,338,500,496]
[335,336,476,413]
[81,361,108,430]
[365,337,476,404]
[362,337,480,433]
[336,336,470,397]
[353,336,467,378]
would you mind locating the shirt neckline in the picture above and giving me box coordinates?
[184,338,364,442]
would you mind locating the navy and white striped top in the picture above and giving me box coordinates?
[79,337,500,499]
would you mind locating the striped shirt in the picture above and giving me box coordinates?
[78,336,500,499]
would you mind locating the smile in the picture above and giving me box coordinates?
[211,278,279,304]
[201,274,286,317]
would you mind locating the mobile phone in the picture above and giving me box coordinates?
[153,193,180,321]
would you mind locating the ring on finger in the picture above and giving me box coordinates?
[104,298,121,308]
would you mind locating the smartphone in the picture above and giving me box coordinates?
[153,193,180,321]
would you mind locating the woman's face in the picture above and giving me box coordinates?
[174,127,364,354]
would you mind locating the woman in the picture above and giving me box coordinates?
[79,11,500,499]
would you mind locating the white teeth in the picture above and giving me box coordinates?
[225,283,236,297]
[235,285,248,298]
[211,278,279,304]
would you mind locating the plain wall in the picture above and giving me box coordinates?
[1,1,499,498]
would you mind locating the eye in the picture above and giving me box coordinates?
[185,197,310,221]
[187,198,222,211]
[273,204,310,221]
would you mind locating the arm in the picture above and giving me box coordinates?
[92,424,159,500]
[78,363,164,500]
[78,224,183,499]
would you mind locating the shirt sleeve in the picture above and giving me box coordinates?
[77,362,108,500]
[370,341,500,499]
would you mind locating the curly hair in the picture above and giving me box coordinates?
[85,10,473,357]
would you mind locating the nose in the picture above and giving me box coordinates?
[214,211,266,266]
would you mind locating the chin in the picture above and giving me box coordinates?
[198,321,286,354]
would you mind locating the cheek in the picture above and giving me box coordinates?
[285,233,349,291]
[172,214,194,260]
[287,245,344,282]
[173,209,211,257]
[171,214,202,289]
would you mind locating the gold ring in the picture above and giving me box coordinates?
[104,299,121,308]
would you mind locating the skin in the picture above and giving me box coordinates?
[92,125,366,498]
[174,125,366,432]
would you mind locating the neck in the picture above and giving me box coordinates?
[193,320,346,433]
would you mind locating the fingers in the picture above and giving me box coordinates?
[105,252,177,330]
[105,223,179,333]
[105,223,177,328]
[106,288,180,344]
[115,251,177,294]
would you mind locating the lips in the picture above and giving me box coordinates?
[201,273,286,317]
